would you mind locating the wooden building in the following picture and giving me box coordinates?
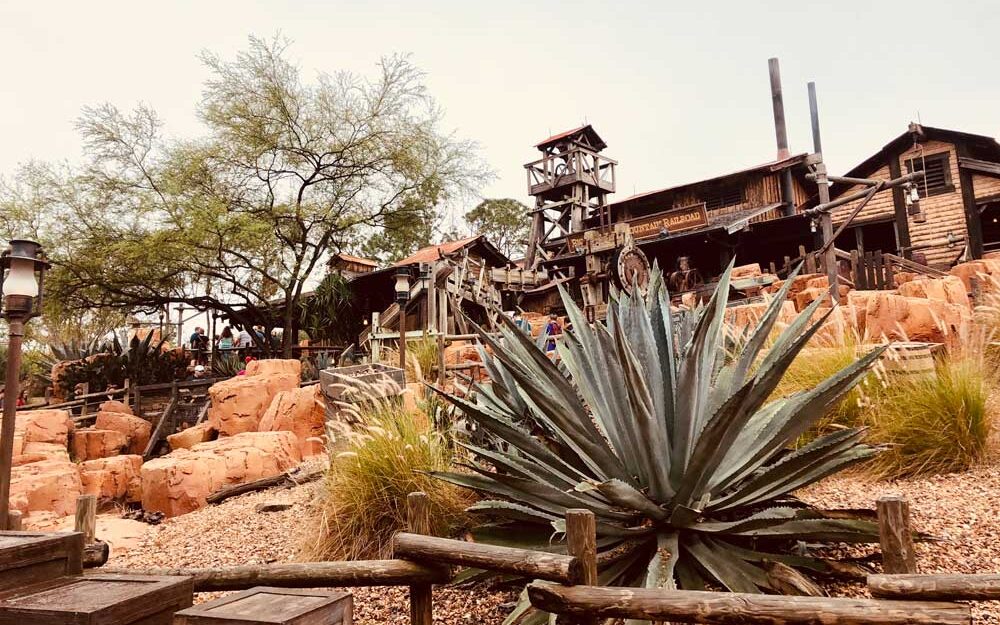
[828,124,1000,268]
[328,253,378,279]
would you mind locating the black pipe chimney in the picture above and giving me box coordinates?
[769,58,796,216]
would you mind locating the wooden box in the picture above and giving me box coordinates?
[175,587,353,625]
[0,531,83,592]
[0,573,193,625]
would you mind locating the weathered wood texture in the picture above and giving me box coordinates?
[0,531,83,591]
[75,495,97,545]
[174,587,353,625]
[869,574,1000,601]
[100,560,450,592]
[877,495,917,574]
[393,532,582,584]
[82,541,110,568]
[0,573,193,625]
[205,468,323,505]
[527,582,971,625]
[407,492,433,625]
[560,509,598,625]
[4,513,20,532]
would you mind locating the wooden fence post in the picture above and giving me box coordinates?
[436,334,446,387]
[407,492,433,625]
[75,494,97,545]
[877,495,916,574]
[561,509,598,625]
[7,510,22,531]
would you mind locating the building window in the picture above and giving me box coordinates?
[703,185,744,211]
[905,152,954,196]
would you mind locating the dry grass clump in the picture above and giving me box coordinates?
[381,335,439,382]
[868,356,992,479]
[305,389,474,561]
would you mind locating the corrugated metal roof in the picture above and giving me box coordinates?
[392,235,483,266]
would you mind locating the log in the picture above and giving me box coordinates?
[407,492,434,625]
[561,509,598,625]
[75,494,97,544]
[877,495,916,574]
[393,532,581,584]
[205,468,324,505]
[526,582,971,625]
[82,540,110,568]
[869,574,1000,601]
[99,560,451,592]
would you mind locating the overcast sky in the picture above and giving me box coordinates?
[2,0,998,234]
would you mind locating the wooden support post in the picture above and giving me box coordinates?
[407,492,433,625]
[6,510,22,531]
[561,509,598,625]
[75,494,97,545]
[79,382,90,417]
[436,334,446,387]
[877,495,916,574]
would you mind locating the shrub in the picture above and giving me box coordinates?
[869,357,993,479]
[305,391,474,561]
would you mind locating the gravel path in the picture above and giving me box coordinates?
[111,463,1000,624]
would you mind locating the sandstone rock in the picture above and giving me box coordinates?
[21,442,70,462]
[805,276,829,290]
[897,276,970,308]
[49,360,75,402]
[99,400,132,415]
[893,272,921,287]
[140,431,301,517]
[724,300,797,332]
[79,455,142,502]
[72,428,127,461]
[167,422,217,451]
[950,260,1000,291]
[207,373,299,436]
[857,291,970,344]
[95,411,152,455]
[16,409,73,446]
[771,273,823,296]
[11,460,82,516]
[258,385,326,456]
[793,285,849,312]
[731,263,762,280]
[444,341,481,365]
[244,359,302,378]
[13,453,50,466]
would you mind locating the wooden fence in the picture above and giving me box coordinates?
[99,491,1000,625]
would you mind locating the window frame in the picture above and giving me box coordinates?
[904,151,955,197]
[703,184,745,211]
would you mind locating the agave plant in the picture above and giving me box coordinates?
[432,264,888,623]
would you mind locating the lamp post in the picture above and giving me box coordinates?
[394,266,412,380]
[0,240,48,529]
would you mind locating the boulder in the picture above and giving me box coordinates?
[724,300,797,332]
[770,273,824,296]
[79,455,142,502]
[49,360,76,402]
[95,411,152,455]
[10,460,82,516]
[21,442,70,463]
[140,431,301,517]
[16,409,73,447]
[897,276,970,308]
[730,263,762,280]
[99,400,133,415]
[793,285,850,312]
[13,453,50,466]
[207,373,299,436]
[244,359,302,378]
[72,429,127,461]
[950,260,1000,291]
[805,276,829,290]
[258,385,326,456]
[167,422,217,451]
[857,291,970,344]
[444,341,481,365]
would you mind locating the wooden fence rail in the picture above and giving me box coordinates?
[526,582,971,625]
[869,574,1000,601]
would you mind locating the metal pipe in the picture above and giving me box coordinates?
[768,58,790,160]
[807,173,880,187]
[0,316,24,529]
[808,82,822,155]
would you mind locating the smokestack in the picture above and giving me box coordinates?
[768,58,790,160]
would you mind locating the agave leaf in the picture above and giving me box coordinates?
[593,478,668,521]
[684,533,766,593]
[625,532,679,625]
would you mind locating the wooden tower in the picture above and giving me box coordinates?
[524,125,617,267]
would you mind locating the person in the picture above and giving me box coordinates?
[253,325,266,344]
[237,326,254,349]
[218,326,235,350]
[190,327,208,364]
[544,313,562,353]
[513,311,532,335]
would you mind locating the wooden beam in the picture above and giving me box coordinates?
[869,574,1000,601]
[888,154,913,259]
[959,166,985,259]
[393,532,582,584]
[877,495,916,574]
[101,560,451,592]
[74,495,97,545]
[407,492,434,625]
[527,582,971,625]
[958,156,1000,178]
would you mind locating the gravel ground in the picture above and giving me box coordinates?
[110,479,515,624]
[112,462,1000,624]
[801,462,1000,624]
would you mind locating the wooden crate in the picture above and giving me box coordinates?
[0,573,193,625]
[175,587,353,625]
[0,531,83,592]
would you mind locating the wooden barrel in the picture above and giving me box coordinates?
[881,342,936,378]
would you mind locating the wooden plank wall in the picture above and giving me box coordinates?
[670,172,786,224]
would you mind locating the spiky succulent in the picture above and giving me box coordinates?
[433,264,887,624]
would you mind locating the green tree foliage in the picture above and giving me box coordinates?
[434,265,892,624]
[299,272,363,346]
[0,36,487,355]
[465,198,529,259]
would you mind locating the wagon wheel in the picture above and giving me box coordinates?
[612,243,651,293]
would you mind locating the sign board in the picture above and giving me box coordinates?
[568,203,709,252]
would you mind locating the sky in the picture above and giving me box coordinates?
[2,0,999,235]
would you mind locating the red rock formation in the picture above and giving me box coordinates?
[258,385,326,456]
[72,429,128,461]
[79,455,142,502]
[10,460,82,516]
[207,373,299,436]
[167,422,217,451]
[95,411,152,455]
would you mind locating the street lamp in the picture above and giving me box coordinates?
[0,239,48,529]
[394,266,412,380]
